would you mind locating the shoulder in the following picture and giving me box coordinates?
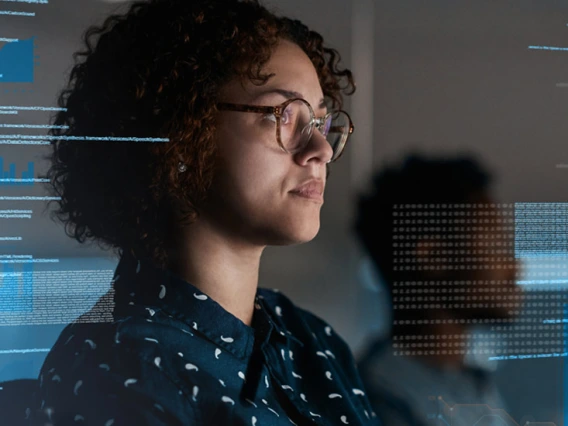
[294,307,338,336]
[41,310,199,381]
[258,289,337,337]
[258,288,356,369]
[258,288,331,328]
[258,287,348,343]
[36,316,198,424]
[39,317,173,393]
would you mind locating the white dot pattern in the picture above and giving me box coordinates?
[32,257,379,426]
[222,396,235,405]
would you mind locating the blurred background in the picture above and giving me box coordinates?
[1,0,567,424]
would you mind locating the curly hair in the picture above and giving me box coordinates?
[42,0,355,269]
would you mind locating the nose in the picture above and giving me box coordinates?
[295,129,334,165]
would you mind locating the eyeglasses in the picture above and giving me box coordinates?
[217,98,354,163]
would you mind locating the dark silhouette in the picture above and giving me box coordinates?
[355,154,521,426]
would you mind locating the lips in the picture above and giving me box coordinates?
[289,179,324,201]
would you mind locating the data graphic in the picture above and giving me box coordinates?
[0,260,33,313]
[390,203,568,361]
[0,259,116,326]
[429,396,555,426]
[0,157,47,185]
[0,4,44,340]
[0,258,116,382]
[0,0,48,89]
[528,45,568,52]
[528,21,568,93]
[0,235,22,253]
[0,37,37,83]
[0,131,170,145]
[564,304,568,426]
[515,203,568,261]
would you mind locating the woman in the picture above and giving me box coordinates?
[32,0,378,425]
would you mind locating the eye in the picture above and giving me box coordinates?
[281,105,294,125]
[321,115,332,136]
[262,113,277,123]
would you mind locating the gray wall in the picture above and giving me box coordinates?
[372,1,568,424]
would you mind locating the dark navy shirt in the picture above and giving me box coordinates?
[30,255,380,425]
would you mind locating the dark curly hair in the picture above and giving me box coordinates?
[42,0,355,269]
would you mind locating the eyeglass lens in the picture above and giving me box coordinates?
[279,100,350,161]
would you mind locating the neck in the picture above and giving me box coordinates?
[166,218,264,327]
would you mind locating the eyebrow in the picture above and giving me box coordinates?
[252,88,326,109]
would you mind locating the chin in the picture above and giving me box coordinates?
[268,222,321,246]
[295,227,320,244]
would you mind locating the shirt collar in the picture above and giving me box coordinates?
[256,290,305,348]
[112,255,294,358]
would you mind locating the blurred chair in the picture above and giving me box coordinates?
[0,378,38,425]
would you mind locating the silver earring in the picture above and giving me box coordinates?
[178,162,187,173]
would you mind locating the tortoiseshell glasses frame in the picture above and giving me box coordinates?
[217,97,354,162]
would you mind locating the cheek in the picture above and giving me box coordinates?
[214,122,291,203]
[239,159,287,203]
[215,144,288,203]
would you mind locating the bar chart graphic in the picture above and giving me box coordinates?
[0,37,37,83]
[0,157,37,186]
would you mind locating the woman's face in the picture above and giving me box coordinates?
[203,39,334,247]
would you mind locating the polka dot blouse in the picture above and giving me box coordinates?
[30,255,380,425]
